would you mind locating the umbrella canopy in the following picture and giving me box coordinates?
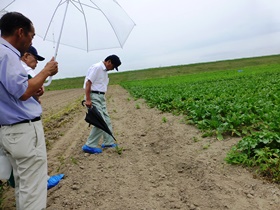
[2,0,135,85]
[82,100,116,141]
[0,0,14,11]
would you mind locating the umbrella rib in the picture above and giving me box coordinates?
[112,0,136,47]
[71,0,99,10]
[44,0,65,40]
[89,0,123,47]
[120,26,135,48]
[70,0,84,13]
[75,0,89,52]
[0,0,15,11]
[54,0,70,57]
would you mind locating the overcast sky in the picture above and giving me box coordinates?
[2,0,280,80]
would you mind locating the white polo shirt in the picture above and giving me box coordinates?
[21,61,36,78]
[83,61,109,92]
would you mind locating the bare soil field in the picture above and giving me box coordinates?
[3,85,280,210]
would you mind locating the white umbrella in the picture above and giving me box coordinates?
[2,0,135,86]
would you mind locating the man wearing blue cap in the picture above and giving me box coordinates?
[20,45,64,189]
[82,55,121,154]
[21,46,46,103]
[21,46,45,76]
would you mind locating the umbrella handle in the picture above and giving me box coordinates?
[81,100,86,107]
[43,76,53,87]
[81,100,92,109]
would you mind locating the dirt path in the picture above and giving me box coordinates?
[3,86,280,210]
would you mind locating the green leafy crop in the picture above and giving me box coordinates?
[121,64,280,182]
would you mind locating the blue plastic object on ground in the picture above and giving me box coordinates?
[47,174,64,190]
[82,145,102,154]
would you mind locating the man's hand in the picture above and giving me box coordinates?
[44,57,58,76]
[85,99,92,108]
[85,80,92,108]
[36,86,44,97]
[20,58,58,101]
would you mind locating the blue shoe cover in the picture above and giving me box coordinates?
[82,145,102,154]
[47,174,64,190]
[101,144,118,148]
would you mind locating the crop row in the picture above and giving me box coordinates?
[122,67,279,138]
[121,65,280,182]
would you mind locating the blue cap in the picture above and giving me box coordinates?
[26,46,45,61]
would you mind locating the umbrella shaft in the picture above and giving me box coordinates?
[54,0,70,59]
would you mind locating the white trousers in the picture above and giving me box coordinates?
[0,121,48,210]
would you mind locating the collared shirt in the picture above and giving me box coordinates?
[83,61,109,92]
[0,38,42,124]
[21,61,36,78]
